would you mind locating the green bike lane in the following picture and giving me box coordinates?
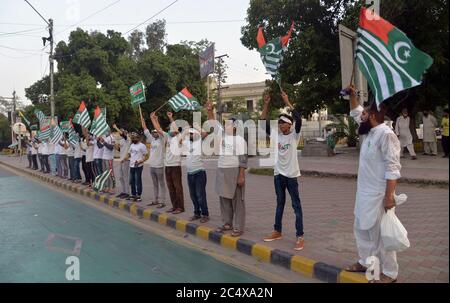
[0,167,265,283]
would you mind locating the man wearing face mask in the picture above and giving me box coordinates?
[421,110,438,156]
[344,85,402,283]
[395,108,417,160]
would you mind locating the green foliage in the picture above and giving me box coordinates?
[25,24,207,132]
[326,115,359,147]
[0,113,11,146]
[241,0,449,118]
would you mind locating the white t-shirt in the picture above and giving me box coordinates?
[183,138,204,173]
[218,134,247,168]
[54,143,61,155]
[31,144,38,155]
[119,136,130,161]
[144,129,164,168]
[74,142,82,159]
[93,138,104,159]
[129,143,148,168]
[86,139,94,162]
[66,145,74,157]
[274,130,301,178]
[47,143,55,155]
[41,142,49,155]
[163,133,182,167]
[37,143,43,154]
[101,135,115,160]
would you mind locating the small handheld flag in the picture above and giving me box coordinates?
[93,169,111,192]
[90,106,110,137]
[73,101,91,128]
[168,88,202,112]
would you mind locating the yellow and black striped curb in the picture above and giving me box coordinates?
[0,160,367,283]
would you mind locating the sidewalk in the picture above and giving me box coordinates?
[1,155,448,283]
[257,146,449,184]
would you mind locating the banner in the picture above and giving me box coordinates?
[199,44,215,78]
[129,81,146,107]
[60,121,71,133]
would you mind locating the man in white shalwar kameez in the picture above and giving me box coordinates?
[421,110,438,156]
[344,85,401,283]
[395,108,417,160]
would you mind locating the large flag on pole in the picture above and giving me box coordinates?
[90,106,110,137]
[72,101,91,128]
[257,22,294,83]
[199,43,215,78]
[93,169,111,192]
[168,88,202,112]
[356,7,433,108]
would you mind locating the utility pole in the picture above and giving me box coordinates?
[24,0,54,119]
[213,54,229,124]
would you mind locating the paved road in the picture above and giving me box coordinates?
[0,166,265,283]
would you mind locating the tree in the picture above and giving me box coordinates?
[0,113,11,147]
[127,30,145,60]
[241,0,449,122]
[145,19,166,52]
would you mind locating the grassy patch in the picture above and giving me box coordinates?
[248,168,274,176]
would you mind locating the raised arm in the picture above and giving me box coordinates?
[261,94,270,120]
[150,112,165,137]
[206,101,215,121]
[113,123,123,136]
[347,84,359,111]
[281,90,302,134]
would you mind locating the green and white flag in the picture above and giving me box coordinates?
[68,128,79,147]
[93,169,111,192]
[256,22,294,83]
[39,117,51,140]
[90,106,110,137]
[18,110,30,127]
[356,8,433,108]
[168,88,202,112]
[130,81,146,107]
[72,101,91,129]
[60,121,71,133]
[50,125,63,144]
[34,109,46,124]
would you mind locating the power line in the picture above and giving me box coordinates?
[0,44,45,54]
[0,27,46,36]
[124,0,180,35]
[54,0,121,37]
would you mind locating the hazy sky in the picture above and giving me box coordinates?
[0,0,268,105]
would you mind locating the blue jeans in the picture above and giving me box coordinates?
[274,175,304,237]
[187,170,209,217]
[49,154,57,175]
[94,158,103,177]
[129,166,143,196]
[68,156,75,180]
[74,158,81,180]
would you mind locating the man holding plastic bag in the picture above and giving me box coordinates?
[344,85,402,283]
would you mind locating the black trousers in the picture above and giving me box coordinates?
[81,156,88,182]
[32,154,38,170]
[42,155,50,173]
[442,136,449,156]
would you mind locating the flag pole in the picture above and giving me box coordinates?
[154,100,170,113]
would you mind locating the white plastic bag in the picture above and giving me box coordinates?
[381,208,410,252]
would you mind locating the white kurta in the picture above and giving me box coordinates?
[395,116,413,147]
[351,106,402,230]
[422,115,438,142]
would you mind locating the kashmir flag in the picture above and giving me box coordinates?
[39,118,51,140]
[356,8,433,108]
[18,111,30,127]
[257,21,294,83]
[34,109,46,124]
[93,169,111,192]
[168,88,202,112]
[90,106,110,137]
[130,81,146,107]
[73,101,91,128]
[50,125,63,144]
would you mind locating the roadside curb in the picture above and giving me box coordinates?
[0,159,367,283]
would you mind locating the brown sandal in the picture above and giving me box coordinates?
[231,229,243,237]
[345,262,367,273]
[216,224,232,233]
